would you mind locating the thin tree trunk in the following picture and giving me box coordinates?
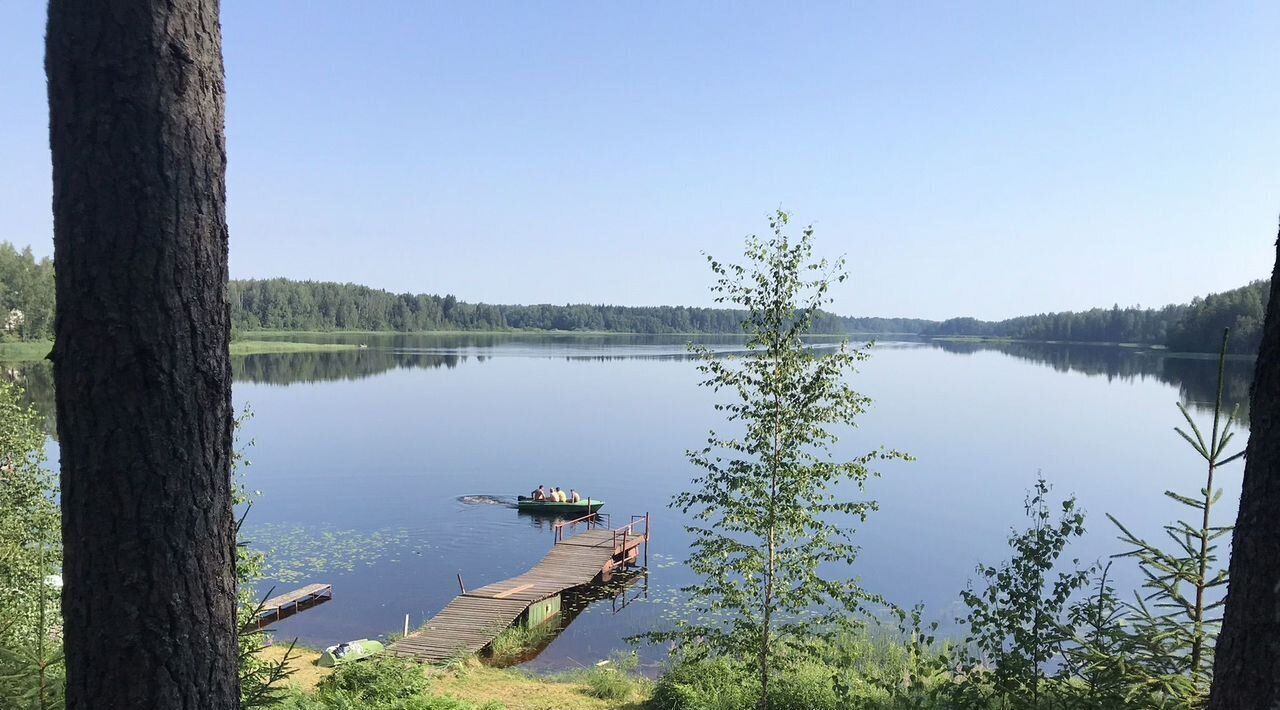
[759,523,774,710]
[46,1,239,708]
[1190,460,1214,688]
[759,386,781,710]
[1209,221,1280,709]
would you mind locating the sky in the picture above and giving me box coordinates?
[1,2,1278,320]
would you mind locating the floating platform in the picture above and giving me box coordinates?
[388,515,649,663]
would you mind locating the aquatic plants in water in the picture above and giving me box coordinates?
[243,524,430,585]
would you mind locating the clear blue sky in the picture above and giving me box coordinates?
[2,2,1277,320]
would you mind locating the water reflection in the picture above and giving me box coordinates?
[235,350,471,385]
[2,362,56,435]
[235,335,1252,418]
[928,340,1252,416]
[484,572,649,668]
[5,337,1252,433]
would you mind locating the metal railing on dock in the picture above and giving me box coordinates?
[553,510,604,542]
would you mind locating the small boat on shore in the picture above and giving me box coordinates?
[317,639,384,667]
[516,496,605,514]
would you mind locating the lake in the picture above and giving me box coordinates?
[11,333,1255,673]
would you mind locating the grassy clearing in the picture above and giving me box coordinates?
[257,645,331,692]
[431,660,648,710]
[0,340,52,362]
[258,646,649,710]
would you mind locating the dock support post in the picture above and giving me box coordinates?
[404,614,410,637]
[644,512,650,568]
[457,573,466,594]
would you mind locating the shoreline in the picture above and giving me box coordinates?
[0,339,359,362]
[241,328,1247,357]
[0,332,1247,363]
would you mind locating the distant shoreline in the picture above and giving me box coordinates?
[246,328,1247,356]
[0,339,358,362]
[241,328,898,338]
[0,331,1248,363]
[929,335,1255,359]
[231,340,360,356]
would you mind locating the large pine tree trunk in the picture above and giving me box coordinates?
[1210,222,1280,708]
[46,1,239,707]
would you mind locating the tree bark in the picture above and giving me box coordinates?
[46,1,239,708]
[1209,220,1280,709]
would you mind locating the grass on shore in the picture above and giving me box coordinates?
[433,662,648,710]
[260,645,649,710]
[0,340,52,362]
[484,624,556,665]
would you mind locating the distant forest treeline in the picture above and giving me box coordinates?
[226,278,931,336]
[923,280,1269,354]
[0,242,1267,353]
[226,277,1271,354]
[923,305,1186,345]
[0,244,54,341]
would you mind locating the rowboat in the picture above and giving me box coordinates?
[317,639,384,667]
[516,496,605,514]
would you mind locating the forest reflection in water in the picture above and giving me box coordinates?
[3,334,1254,441]
[925,339,1252,418]
[234,336,1255,419]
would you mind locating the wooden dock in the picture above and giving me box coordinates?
[388,515,649,663]
[247,583,333,631]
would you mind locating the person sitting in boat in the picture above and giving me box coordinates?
[569,489,582,503]
[532,485,547,501]
[554,487,567,502]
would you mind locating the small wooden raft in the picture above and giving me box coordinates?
[248,583,333,630]
[388,517,649,663]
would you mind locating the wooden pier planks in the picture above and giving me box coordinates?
[249,583,333,630]
[262,583,332,610]
[387,596,528,660]
[388,527,648,662]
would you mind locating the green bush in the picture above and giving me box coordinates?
[580,652,648,701]
[767,662,842,710]
[648,632,965,710]
[316,656,429,705]
[649,656,854,710]
[0,380,59,649]
[648,657,760,710]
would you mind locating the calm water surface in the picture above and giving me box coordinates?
[15,334,1256,673]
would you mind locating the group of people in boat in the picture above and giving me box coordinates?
[530,485,582,503]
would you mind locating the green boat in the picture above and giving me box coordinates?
[318,639,384,667]
[516,496,605,514]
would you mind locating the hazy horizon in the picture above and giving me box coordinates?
[3,2,1277,320]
